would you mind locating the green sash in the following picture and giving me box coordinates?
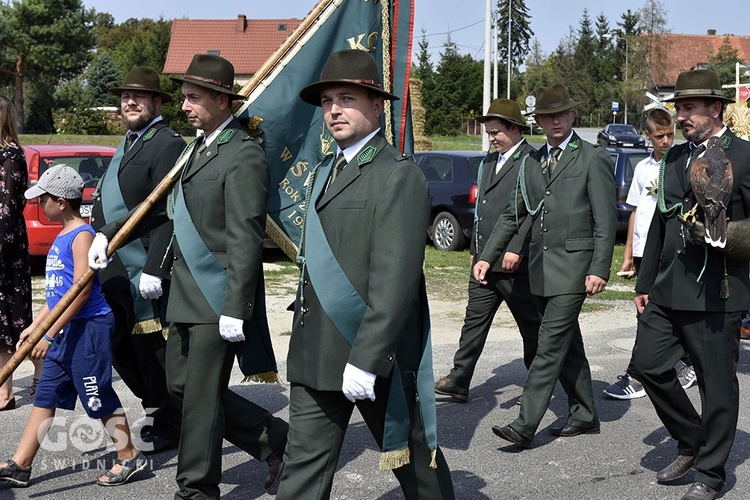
[100,135,161,334]
[301,156,438,470]
[172,153,279,382]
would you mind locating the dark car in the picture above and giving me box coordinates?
[597,124,647,149]
[608,147,651,231]
[413,151,484,251]
[23,144,115,256]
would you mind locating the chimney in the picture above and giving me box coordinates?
[237,14,247,33]
[707,29,717,36]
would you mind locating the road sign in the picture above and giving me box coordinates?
[611,101,620,111]
[739,85,750,102]
[525,95,536,107]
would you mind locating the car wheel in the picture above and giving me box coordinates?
[430,211,466,251]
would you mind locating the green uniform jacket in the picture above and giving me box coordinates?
[288,135,431,391]
[471,140,536,274]
[91,120,184,288]
[167,117,269,324]
[479,133,617,296]
[635,130,750,312]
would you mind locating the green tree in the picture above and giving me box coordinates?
[569,9,597,126]
[87,52,121,107]
[708,36,742,101]
[522,38,555,99]
[0,0,95,131]
[638,0,669,90]
[423,37,483,135]
[495,0,533,98]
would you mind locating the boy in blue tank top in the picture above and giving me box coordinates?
[0,165,147,488]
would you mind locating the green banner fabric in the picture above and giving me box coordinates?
[235,0,415,253]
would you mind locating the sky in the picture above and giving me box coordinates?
[82,0,748,62]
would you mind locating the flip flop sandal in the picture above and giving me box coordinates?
[96,450,147,486]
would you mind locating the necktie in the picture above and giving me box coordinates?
[196,138,207,156]
[125,131,137,151]
[330,152,347,184]
[548,146,562,174]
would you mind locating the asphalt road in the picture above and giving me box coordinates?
[2,288,750,500]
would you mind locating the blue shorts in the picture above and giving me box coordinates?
[34,312,122,419]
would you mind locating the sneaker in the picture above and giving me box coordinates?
[0,458,31,487]
[602,374,646,400]
[677,363,697,390]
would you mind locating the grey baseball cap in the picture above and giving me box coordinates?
[25,164,84,200]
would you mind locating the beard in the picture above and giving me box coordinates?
[121,102,156,131]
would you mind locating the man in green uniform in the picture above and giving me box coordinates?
[632,69,750,500]
[474,83,616,447]
[276,49,454,499]
[89,54,288,499]
[92,66,184,454]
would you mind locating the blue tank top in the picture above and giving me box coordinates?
[46,225,111,319]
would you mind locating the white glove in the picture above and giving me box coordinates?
[219,315,245,342]
[139,273,163,300]
[342,363,376,403]
[88,233,111,270]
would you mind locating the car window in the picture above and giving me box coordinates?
[39,156,112,188]
[422,156,453,182]
[623,152,649,183]
[466,157,482,182]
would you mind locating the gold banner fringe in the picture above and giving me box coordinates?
[162,327,169,341]
[429,449,437,469]
[265,215,299,262]
[241,371,284,384]
[378,447,410,471]
[131,318,162,335]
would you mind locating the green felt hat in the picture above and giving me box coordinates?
[110,66,172,103]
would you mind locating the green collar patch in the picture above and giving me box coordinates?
[217,127,237,145]
[568,136,581,152]
[512,149,523,160]
[357,145,377,166]
[722,134,732,150]
[142,128,157,142]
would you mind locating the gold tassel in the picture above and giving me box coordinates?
[720,257,730,300]
[429,449,437,469]
[162,327,169,341]
[241,371,283,384]
[131,318,162,335]
[378,448,410,471]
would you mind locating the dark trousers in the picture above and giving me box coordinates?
[166,322,289,500]
[624,258,691,378]
[106,287,181,440]
[277,381,455,500]
[511,293,598,439]
[632,304,742,491]
[447,273,540,389]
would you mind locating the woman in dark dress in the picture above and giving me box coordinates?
[0,95,33,411]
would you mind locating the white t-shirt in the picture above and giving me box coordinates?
[626,153,660,258]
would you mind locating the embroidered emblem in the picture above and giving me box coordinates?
[142,128,157,141]
[217,127,237,145]
[512,149,522,160]
[721,135,731,150]
[357,145,377,165]
[242,115,264,138]
[569,137,580,151]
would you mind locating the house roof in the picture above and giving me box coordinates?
[648,32,750,88]
[163,15,303,76]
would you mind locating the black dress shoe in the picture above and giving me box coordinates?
[434,377,468,402]
[141,434,179,455]
[680,481,718,500]
[0,398,16,412]
[549,424,600,437]
[656,454,694,483]
[491,425,531,448]
[264,438,286,490]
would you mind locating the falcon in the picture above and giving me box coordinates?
[685,136,733,248]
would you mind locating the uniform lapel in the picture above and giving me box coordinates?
[480,152,499,194]
[548,134,580,184]
[316,135,385,210]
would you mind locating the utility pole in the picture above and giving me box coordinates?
[493,11,498,99]
[482,0,492,151]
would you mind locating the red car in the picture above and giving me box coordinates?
[23,144,115,256]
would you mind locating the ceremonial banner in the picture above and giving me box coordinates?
[235,0,415,258]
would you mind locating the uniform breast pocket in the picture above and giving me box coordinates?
[338,199,367,209]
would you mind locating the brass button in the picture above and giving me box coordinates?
[247,302,253,308]
[545,190,551,195]
[543,245,549,251]
[387,355,393,361]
